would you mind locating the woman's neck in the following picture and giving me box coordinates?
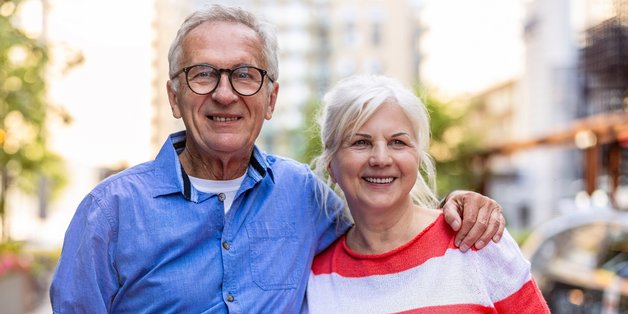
[346,206,440,255]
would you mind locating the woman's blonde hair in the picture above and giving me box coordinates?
[312,75,438,222]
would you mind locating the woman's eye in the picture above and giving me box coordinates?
[391,139,406,147]
[352,139,369,147]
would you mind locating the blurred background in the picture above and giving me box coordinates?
[0,0,626,313]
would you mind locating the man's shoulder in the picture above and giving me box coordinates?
[90,160,157,195]
[263,153,313,176]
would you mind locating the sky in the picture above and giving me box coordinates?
[419,0,525,95]
[17,0,155,167]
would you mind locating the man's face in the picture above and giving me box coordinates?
[167,21,278,159]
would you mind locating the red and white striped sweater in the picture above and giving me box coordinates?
[305,213,549,313]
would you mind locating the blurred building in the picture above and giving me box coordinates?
[476,0,628,229]
[150,0,423,159]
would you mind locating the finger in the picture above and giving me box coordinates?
[454,213,474,250]
[473,207,502,249]
[493,212,506,243]
[442,201,462,231]
[457,219,489,251]
[456,200,491,252]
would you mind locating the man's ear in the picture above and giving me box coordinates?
[265,82,279,120]
[167,80,182,119]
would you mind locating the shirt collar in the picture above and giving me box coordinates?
[150,131,275,200]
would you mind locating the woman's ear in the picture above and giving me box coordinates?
[327,164,337,183]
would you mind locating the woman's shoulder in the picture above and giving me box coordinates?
[419,208,442,221]
[416,207,444,233]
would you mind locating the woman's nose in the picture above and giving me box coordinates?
[368,145,392,167]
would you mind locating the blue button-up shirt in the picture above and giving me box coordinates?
[50,131,347,313]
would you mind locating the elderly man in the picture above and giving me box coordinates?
[50,4,504,313]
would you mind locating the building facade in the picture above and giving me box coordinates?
[478,0,628,229]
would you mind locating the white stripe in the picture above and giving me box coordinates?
[306,231,531,313]
[475,229,533,302]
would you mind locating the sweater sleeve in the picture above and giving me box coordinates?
[476,229,550,313]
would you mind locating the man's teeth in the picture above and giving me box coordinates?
[364,177,394,184]
[213,116,238,122]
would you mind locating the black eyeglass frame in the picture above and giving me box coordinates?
[170,64,275,96]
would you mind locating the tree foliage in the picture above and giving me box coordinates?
[423,92,484,197]
[296,98,323,165]
[0,0,67,240]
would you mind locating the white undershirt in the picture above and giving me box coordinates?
[188,174,246,213]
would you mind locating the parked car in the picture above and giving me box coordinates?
[521,208,628,313]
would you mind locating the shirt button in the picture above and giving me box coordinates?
[226,293,235,302]
[218,193,226,202]
[222,241,230,250]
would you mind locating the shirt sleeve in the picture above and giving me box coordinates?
[306,169,350,255]
[50,193,118,314]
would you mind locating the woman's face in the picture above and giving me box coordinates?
[329,101,420,216]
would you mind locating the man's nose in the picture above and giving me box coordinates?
[211,73,238,104]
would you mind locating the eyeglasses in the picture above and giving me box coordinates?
[170,64,274,96]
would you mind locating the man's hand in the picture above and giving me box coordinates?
[440,190,505,252]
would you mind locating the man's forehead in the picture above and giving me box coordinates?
[182,21,264,67]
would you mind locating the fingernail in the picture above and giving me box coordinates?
[493,235,500,242]
[452,220,460,230]
[475,240,485,249]
[455,239,461,247]
[459,243,469,252]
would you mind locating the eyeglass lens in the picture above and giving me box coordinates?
[186,65,265,96]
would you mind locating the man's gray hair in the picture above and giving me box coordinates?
[168,4,279,91]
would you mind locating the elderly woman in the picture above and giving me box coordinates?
[305,75,549,313]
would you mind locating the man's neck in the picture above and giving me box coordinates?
[179,147,251,180]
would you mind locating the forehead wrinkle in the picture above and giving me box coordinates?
[181,22,265,69]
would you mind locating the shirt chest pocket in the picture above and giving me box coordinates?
[246,221,303,290]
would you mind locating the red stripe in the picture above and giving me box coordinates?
[494,280,550,313]
[311,214,461,276]
[395,303,497,313]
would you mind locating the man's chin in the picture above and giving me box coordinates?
[208,139,253,156]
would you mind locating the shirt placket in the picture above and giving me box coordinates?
[218,192,241,312]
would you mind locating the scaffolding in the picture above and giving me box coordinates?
[581,0,628,115]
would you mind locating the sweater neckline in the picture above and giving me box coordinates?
[340,212,443,259]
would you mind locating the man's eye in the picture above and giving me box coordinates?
[233,69,254,80]
[191,69,217,80]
